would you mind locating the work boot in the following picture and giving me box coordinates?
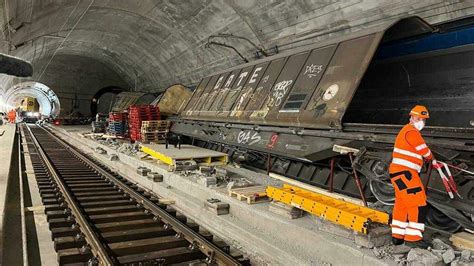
[392,237,404,246]
[405,240,431,249]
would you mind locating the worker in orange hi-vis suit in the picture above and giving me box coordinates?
[8,109,16,123]
[389,105,440,249]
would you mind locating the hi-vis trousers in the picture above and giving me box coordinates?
[389,166,428,242]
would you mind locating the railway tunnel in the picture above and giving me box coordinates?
[0,1,473,265]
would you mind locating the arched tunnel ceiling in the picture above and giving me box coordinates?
[1,0,473,96]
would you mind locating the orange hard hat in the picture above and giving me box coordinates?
[410,105,429,119]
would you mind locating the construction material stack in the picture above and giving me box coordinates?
[129,105,160,141]
[107,112,128,137]
[140,120,170,143]
[92,113,108,133]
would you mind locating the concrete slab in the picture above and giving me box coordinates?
[0,123,16,260]
[51,124,390,266]
[268,201,304,219]
[0,124,16,222]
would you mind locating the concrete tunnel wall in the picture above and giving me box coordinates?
[0,1,473,117]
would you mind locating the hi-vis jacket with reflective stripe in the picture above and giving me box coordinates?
[391,124,433,172]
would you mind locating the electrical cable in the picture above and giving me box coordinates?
[37,0,94,83]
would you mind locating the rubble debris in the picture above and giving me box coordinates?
[95,147,107,154]
[372,245,397,260]
[215,167,227,178]
[204,198,229,215]
[116,142,140,156]
[226,179,253,192]
[391,244,411,255]
[268,201,303,219]
[198,176,217,187]
[147,172,163,182]
[199,165,214,176]
[460,250,471,262]
[393,254,407,263]
[406,248,443,266]
[354,226,391,248]
[442,248,456,264]
[451,258,471,266]
[137,166,151,176]
[175,160,198,171]
[432,238,451,251]
[108,154,119,161]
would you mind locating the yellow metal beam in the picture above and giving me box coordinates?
[266,184,389,234]
[140,145,174,165]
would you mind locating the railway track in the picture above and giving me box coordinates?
[22,124,246,265]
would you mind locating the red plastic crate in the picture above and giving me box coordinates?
[109,112,128,121]
[128,105,160,141]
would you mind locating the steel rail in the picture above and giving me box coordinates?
[18,130,28,265]
[38,125,241,266]
[25,125,115,265]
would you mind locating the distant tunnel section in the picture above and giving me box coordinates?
[3,82,60,118]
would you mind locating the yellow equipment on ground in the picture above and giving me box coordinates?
[140,144,228,170]
[266,184,389,234]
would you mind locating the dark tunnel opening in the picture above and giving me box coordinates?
[90,86,125,116]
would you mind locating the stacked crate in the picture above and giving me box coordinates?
[140,120,171,143]
[107,112,128,137]
[129,105,161,141]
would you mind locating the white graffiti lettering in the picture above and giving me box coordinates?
[214,76,224,89]
[249,67,262,84]
[304,64,323,78]
[269,80,293,107]
[224,74,235,88]
[237,131,261,146]
[236,72,248,86]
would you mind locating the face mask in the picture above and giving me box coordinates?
[413,120,425,131]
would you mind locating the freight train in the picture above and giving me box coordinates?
[171,16,474,232]
[19,97,41,123]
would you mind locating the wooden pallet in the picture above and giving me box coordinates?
[228,185,270,204]
[141,133,167,144]
[142,120,171,126]
[140,144,227,169]
[141,132,167,136]
[141,130,168,134]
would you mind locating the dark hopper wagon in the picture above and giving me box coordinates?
[171,16,474,232]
